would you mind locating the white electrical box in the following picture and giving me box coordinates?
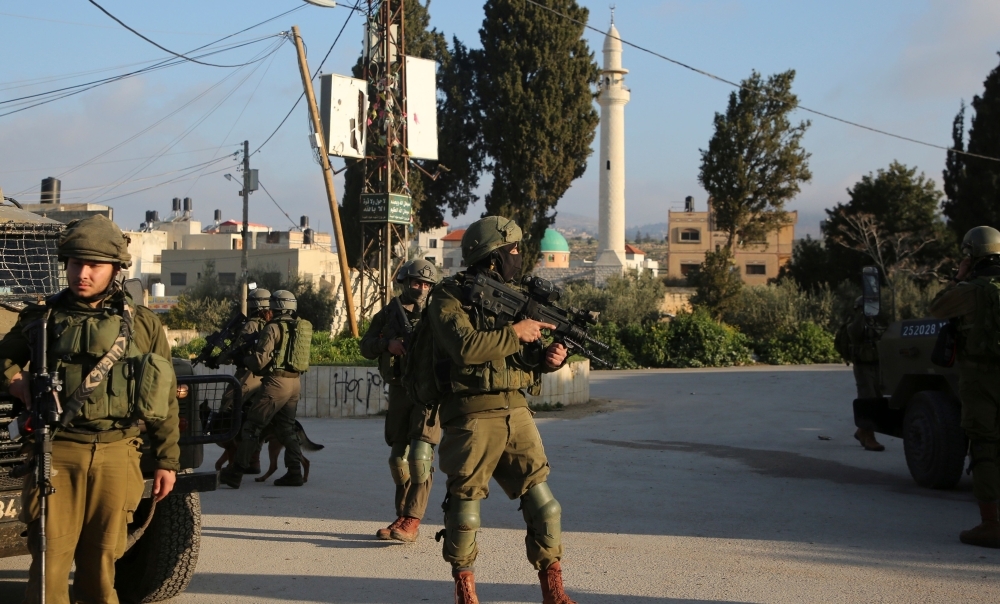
[404,56,438,161]
[319,73,368,158]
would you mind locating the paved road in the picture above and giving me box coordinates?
[2,365,999,603]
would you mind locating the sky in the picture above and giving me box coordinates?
[1,0,999,239]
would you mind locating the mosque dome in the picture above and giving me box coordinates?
[540,228,570,253]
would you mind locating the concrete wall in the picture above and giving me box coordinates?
[194,360,590,417]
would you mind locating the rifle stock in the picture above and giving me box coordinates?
[465,273,612,367]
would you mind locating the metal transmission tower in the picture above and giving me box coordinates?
[358,0,411,316]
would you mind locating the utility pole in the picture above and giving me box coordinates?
[240,140,251,316]
[292,25,359,337]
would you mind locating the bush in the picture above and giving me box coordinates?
[689,249,743,318]
[756,322,839,365]
[162,295,233,333]
[171,337,207,360]
[309,331,374,366]
[662,309,753,368]
[587,322,638,369]
[722,280,837,339]
[562,270,665,325]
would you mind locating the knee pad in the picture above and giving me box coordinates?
[446,498,480,546]
[389,443,410,485]
[408,440,435,485]
[521,483,562,545]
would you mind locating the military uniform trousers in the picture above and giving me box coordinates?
[959,362,1000,502]
[236,374,302,473]
[853,363,881,400]
[438,403,559,571]
[20,436,144,604]
[385,384,441,519]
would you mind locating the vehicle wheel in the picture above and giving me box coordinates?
[115,492,201,603]
[903,390,967,489]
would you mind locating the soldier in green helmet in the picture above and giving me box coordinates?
[361,259,442,542]
[221,289,308,488]
[847,296,885,451]
[425,216,576,604]
[0,215,179,603]
[930,225,1000,548]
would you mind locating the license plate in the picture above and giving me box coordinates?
[0,493,20,521]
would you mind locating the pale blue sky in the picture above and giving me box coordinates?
[1,1,998,238]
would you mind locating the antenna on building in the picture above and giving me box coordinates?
[610,4,616,25]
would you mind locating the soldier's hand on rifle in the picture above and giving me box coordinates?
[153,469,176,502]
[544,343,568,369]
[513,319,556,343]
[387,339,406,356]
[956,257,973,281]
[8,371,31,408]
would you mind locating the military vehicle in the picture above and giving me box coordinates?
[0,198,239,602]
[853,266,967,489]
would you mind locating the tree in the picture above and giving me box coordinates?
[698,70,812,251]
[776,235,832,292]
[689,249,743,319]
[943,54,1000,240]
[476,0,600,272]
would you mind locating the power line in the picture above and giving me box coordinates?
[522,0,1000,164]
[0,145,239,175]
[0,10,226,36]
[258,181,300,230]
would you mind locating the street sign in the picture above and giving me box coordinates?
[360,193,412,224]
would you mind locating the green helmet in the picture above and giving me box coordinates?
[461,216,522,266]
[247,288,271,311]
[396,259,440,285]
[270,289,296,313]
[962,226,1000,259]
[58,215,132,268]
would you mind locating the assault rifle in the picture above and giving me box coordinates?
[24,314,62,604]
[464,273,612,367]
[192,311,248,369]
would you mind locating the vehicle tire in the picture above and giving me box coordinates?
[903,390,967,489]
[114,492,201,603]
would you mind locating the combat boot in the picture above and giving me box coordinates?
[376,517,404,540]
[219,465,244,489]
[854,428,885,452]
[453,570,479,604]
[273,470,304,487]
[539,561,577,604]
[959,502,1000,548]
[246,450,262,475]
[390,516,420,542]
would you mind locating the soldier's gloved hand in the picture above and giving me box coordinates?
[8,371,31,409]
[388,339,406,356]
[544,343,568,369]
[512,319,556,343]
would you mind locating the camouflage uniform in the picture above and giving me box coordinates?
[847,309,884,451]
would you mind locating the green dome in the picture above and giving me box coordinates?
[540,228,570,253]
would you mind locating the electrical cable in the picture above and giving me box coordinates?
[252,0,363,156]
[257,181,301,230]
[0,10,225,35]
[0,146,238,175]
[522,0,1000,164]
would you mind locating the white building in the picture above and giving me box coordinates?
[624,244,659,277]
[413,223,448,266]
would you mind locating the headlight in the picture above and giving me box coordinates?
[176,384,189,399]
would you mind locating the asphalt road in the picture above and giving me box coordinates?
[2,365,999,603]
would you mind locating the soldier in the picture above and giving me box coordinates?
[361,259,441,543]
[221,289,306,488]
[217,288,271,474]
[930,225,1000,548]
[426,216,576,604]
[847,296,885,451]
[0,215,179,603]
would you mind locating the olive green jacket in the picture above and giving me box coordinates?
[0,291,180,471]
[930,267,1000,362]
[360,297,420,385]
[245,318,287,375]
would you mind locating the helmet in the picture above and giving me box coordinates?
[395,259,440,285]
[58,215,132,268]
[961,226,1000,259]
[461,216,522,266]
[270,289,297,312]
[247,288,271,311]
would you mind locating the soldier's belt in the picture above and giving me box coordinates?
[55,425,140,444]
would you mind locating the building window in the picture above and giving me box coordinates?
[679,263,700,276]
[443,257,454,269]
[218,273,236,285]
[170,273,187,286]
[424,257,436,265]
[547,254,555,262]
[267,232,281,244]
[152,254,162,263]
[679,229,700,242]
[173,242,177,250]
[745,264,767,275]
[429,239,438,249]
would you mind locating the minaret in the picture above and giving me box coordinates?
[595,14,629,281]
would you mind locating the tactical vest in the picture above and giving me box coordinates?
[959,275,1000,362]
[439,277,540,398]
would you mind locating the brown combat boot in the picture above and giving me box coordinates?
[376,517,404,540]
[453,570,479,604]
[854,428,885,452]
[539,561,577,604]
[390,516,420,542]
[959,502,1000,548]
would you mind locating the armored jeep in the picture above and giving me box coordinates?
[0,200,238,603]
[852,267,966,490]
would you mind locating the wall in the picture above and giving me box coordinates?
[194,360,590,417]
